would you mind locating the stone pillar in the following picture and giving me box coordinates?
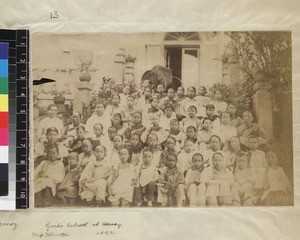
[113,48,125,84]
[252,71,273,139]
[124,61,135,84]
[73,75,93,114]
[228,55,240,84]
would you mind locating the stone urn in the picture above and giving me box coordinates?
[79,71,92,82]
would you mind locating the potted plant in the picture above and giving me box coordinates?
[49,86,66,104]
[125,54,137,68]
[77,53,93,82]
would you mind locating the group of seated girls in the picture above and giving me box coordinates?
[34,82,292,207]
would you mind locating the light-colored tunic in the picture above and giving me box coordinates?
[206,167,234,197]
[108,163,135,203]
[262,166,291,201]
[177,151,194,173]
[34,160,65,196]
[135,164,159,187]
[85,113,111,137]
[79,152,96,168]
[249,150,267,189]
[79,160,111,201]
[213,124,237,144]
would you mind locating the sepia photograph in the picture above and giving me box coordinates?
[32,31,293,208]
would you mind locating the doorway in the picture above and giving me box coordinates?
[165,46,200,89]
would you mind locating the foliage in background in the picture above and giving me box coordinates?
[37,83,66,96]
[224,31,292,112]
[209,82,249,117]
[87,77,139,113]
[209,83,235,103]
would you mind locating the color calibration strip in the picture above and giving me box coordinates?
[0,42,9,196]
[0,29,29,209]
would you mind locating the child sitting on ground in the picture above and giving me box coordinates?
[132,148,159,207]
[79,145,111,207]
[108,148,135,207]
[34,144,65,207]
[233,151,255,206]
[261,151,292,206]
[57,152,83,206]
[157,153,186,207]
[185,153,211,207]
[206,152,237,206]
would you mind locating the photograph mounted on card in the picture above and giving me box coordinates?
[32,31,293,208]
